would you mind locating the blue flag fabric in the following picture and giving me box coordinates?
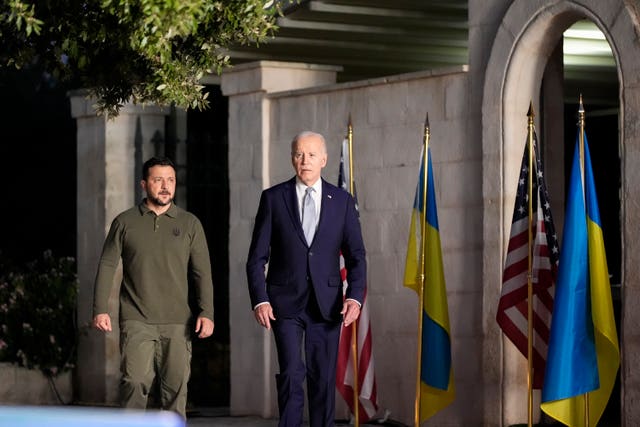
[542,136,599,401]
[541,132,620,426]
[403,147,455,421]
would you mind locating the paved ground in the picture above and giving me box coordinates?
[186,408,323,426]
[186,408,286,426]
[0,405,406,426]
[187,417,408,427]
[187,415,285,426]
[186,408,407,426]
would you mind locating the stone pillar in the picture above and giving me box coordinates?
[173,107,188,208]
[70,93,169,405]
[221,61,340,417]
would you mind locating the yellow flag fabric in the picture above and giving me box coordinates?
[403,147,455,422]
[541,133,619,426]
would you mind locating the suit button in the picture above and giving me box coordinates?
[309,251,313,256]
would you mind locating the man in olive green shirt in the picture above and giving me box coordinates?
[93,157,214,418]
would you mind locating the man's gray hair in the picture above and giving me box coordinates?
[291,131,327,154]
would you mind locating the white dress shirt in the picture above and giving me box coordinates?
[295,177,322,227]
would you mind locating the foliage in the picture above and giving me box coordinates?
[0,0,281,116]
[0,250,78,377]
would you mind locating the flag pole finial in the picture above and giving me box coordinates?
[527,101,535,120]
[578,96,586,191]
[423,113,430,145]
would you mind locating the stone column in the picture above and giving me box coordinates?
[221,61,340,417]
[70,93,169,404]
[174,108,188,208]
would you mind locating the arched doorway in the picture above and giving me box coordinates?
[482,1,640,425]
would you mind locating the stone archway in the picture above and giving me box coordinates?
[482,1,640,425]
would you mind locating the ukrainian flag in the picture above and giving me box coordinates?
[404,147,455,422]
[541,133,620,426]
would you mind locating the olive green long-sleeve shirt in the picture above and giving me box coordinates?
[93,201,214,324]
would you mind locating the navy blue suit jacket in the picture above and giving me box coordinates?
[246,177,366,321]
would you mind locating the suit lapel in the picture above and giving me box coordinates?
[283,178,308,245]
[317,179,334,239]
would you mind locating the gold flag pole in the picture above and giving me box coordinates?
[347,115,360,427]
[414,113,430,427]
[526,102,535,427]
[577,95,590,427]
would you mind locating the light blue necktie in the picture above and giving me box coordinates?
[302,187,316,245]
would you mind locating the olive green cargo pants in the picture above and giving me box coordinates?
[119,320,192,418]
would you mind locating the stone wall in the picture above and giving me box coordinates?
[0,363,72,405]
[223,62,480,425]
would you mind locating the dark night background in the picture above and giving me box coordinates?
[0,65,77,263]
[0,65,231,408]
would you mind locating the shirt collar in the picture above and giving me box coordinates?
[138,199,178,217]
[295,177,322,193]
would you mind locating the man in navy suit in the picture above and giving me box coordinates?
[246,131,367,427]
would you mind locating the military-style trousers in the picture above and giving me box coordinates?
[119,320,192,418]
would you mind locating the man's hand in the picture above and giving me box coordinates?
[340,300,361,327]
[195,317,214,338]
[93,313,112,332]
[254,303,276,330]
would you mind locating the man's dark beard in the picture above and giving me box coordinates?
[148,194,172,207]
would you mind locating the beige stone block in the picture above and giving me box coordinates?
[367,254,399,297]
[238,182,264,220]
[437,160,483,208]
[452,336,484,379]
[359,211,383,252]
[377,125,422,169]
[365,82,410,127]
[0,364,72,405]
[437,205,483,251]
[348,126,384,170]
[69,92,98,118]
[381,211,414,257]
[329,94,364,138]
[359,169,396,211]
[430,119,476,163]
[273,97,316,135]
[445,76,470,120]
[222,61,339,97]
[436,379,486,425]
[622,287,640,333]
[448,292,483,338]
[406,78,445,123]
[373,376,414,426]
[443,249,483,295]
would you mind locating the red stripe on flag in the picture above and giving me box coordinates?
[497,133,559,389]
[336,284,378,421]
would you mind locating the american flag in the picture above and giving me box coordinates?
[335,138,378,421]
[496,132,559,389]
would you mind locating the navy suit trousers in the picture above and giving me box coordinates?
[272,294,341,427]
